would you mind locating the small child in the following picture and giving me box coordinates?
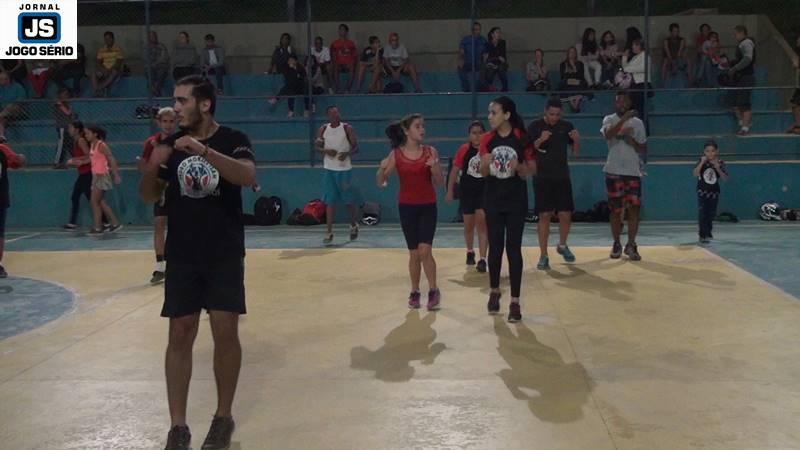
[693,140,729,244]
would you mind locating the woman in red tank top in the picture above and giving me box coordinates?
[376,113,445,311]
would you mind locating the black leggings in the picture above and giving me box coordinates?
[486,209,526,298]
[69,172,108,225]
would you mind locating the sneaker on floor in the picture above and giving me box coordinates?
[507,302,522,323]
[610,241,622,259]
[556,245,576,263]
[736,128,750,136]
[349,224,359,241]
[62,223,77,230]
[0,265,7,279]
[103,223,112,230]
[150,271,166,284]
[427,288,441,311]
[536,255,550,271]
[108,224,123,233]
[201,416,235,450]
[624,242,642,261]
[164,425,191,450]
[466,251,476,265]
[487,292,501,315]
[408,291,421,309]
[476,259,487,273]
[323,233,334,245]
[267,97,278,105]
[88,228,104,235]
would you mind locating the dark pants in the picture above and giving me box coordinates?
[150,66,169,96]
[631,82,652,134]
[483,64,508,92]
[69,172,108,225]
[53,65,85,96]
[486,209,526,298]
[459,64,484,92]
[205,66,226,91]
[698,195,719,239]
[54,128,72,165]
[278,85,309,112]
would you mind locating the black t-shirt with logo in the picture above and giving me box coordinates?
[527,118,575,180]
[453,143,484,198]
[696,159,726,198]
[159,126,255,264]
[479,129,534,213]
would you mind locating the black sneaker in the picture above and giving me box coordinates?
[0,265,7,279]
[466,251,476,265]
[108,224,123,233]
[476,259,487,273]
[610,241,622,259]
[624,242,642,261]
[150,271,166,284]
[201,416,235,450]
[487,292,501,315]
[164,425,191,450]
[508,302,522,323]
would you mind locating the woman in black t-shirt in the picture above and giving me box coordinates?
[483,27,509,92]
[479,96,535,322]
[559,47,587,112]
[446,120,488,272]
[356,36,384,94]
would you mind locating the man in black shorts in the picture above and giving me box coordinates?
[728,25,756,136]
[139,75,256,450]
[528,97,580,270]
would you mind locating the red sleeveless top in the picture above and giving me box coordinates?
[395,145,437,205]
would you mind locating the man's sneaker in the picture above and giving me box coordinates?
[323,233,334,245]
[624,242,642,261]
[557,245,576,263]
[536,255,550,271]
[699,237,710,245]
[408,291,421,309]
[610,241,623,259]
[487,292,501,314]
[349,224,359,241]
[507,302,522,323]
[103,223,112,230]
[476,259,487,273]
[0,265,7,279]
[62,223,77,230]
[108,224,123,233]
[466,251,476,265]
[427,288,441,311]
[150,271,166,284]
[201,416,235,450]
[164,425,191,450]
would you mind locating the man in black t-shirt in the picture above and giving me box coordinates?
[139,75,256,450]
[528,97,581,270]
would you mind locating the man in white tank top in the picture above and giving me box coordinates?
[315,106,359,244]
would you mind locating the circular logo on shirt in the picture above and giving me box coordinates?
[490,146,518,179]
[466,154,483,178]
[177,156,220,199]
[702,167,718,185]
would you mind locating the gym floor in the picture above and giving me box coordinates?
[1,222,799,449]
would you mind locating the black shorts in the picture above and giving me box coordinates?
[0,207,6,238]
[730,74,755,110]
[153,192,168,217]
[459,186,485,215]
[398,203,437,250]
[534,177,574,214]
[161,258,246,318]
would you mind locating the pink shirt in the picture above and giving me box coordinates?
[90,140,109,175]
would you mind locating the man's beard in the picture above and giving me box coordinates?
[179,109,203,132]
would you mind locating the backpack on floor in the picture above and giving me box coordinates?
[254,196,282,226]
[361,201,381,226]
[286,199,326,226]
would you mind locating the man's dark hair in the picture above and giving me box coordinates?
[368,35,379,45]
[473,21,481,28]
[669,23,679,32]
[339,23,349,33]
[104,31,114,39]
[205,34,215,41]
[326,105,338,113]
[176,75,217,115]
[734,25,748,35]
[704,140,719,149]
[545,97,562,109]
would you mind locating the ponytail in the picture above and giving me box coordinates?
[491,96,529,145]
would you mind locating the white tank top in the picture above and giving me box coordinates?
[322,122,352,171]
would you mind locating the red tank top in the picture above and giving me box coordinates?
[73,139,91,175]
[395,146,437,205]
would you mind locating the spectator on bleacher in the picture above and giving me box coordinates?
[147,31,170,97]
[201,34,226,95]
[525,48,549,91]
[307,55,327,99]
[356,36,383,94]
[331,24,357,93]
[53,88,77,168]
[172,31,198,82]
[728,25,756,136]
[662,23,690,85]
[622,38,652,124]
[623,27,643,56]
[0,60,27,86]
[599,31,621,88]
[0,139,26,278]
[695,23,712,62]
[458,22,488,92]
[577,28,602,88]
[483,27,509,92]
[269,33,295,75]
[53,43,87,97]
[91,31,124,97]
[309,36,332,93]
[27,60,53,98]
[788,36,800,135]
[0,72,25,141]
[559,47,587,112]
[696,31,723,87]
[383,33,422,93]
[268,54,310,118]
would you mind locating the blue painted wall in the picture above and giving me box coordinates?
[6,162,799,227]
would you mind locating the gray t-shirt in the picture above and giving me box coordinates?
[600,113,647,177]
[382,44,409,67]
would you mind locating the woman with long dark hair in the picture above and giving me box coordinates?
[377,114,445,311]
[577,27,602,88]
[64,121,106,229]
[479,97,536,322]
[483,27,509,92]
[445,120,488,272]
[598,30,621,87]
[84,124,122,234]
[269,33,294,74]
[559,47,587,112]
